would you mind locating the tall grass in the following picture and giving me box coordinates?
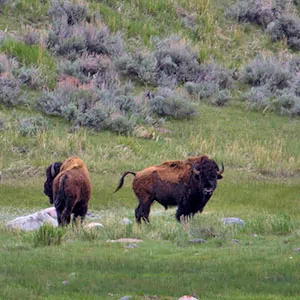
[0,39,56,89]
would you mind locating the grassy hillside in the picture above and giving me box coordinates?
[1,0,300,299]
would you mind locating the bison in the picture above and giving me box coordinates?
[43,156,92,226]
[114,155,224,223]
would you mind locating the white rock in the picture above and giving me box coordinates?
[85,222,104,229]
[120,217,132,225]
[40,207,57,218]
[223,217,246,226]
[6,211,58,231]
[178,296,198,300]
[107,238,143,243]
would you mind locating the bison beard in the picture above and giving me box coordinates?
[114,156,224,223]
[43,156,91,226]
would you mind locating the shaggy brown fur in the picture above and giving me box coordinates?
[114,155,224,223]
[44,156,91,226]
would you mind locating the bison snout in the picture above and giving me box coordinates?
[203,188,214,195]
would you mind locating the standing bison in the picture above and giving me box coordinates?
[44,156,92,226]
[114,155,224,223]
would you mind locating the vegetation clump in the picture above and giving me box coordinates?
[240,55,300,116]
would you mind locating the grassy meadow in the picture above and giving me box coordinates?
[1,0,300,299]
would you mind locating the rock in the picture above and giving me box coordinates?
[232,239,239,244]
[188,238,206,244]
[107,238,143,243]
[124,243,138,249]
[41,207,57,218]
[119,296,131,300]
[120,217,132,225]
[85,222,104,229]
[6,211,58,231]
[178,296,198,300]
[294,248,300,253]
[223,217,246,226]
[62,280,69,286]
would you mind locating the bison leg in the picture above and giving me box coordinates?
[73,202,88,224]
[176,202,193,223]
[56,209,63,225]
[135,197,154,224]
[60,197,76,226]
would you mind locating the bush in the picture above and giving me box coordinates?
[266,14,300,50]
[241,56,291,91]
[36,88,93,119]
[76,106,109,131]
[243,86,274,111]
[108,115,135,134]
[15,66,44,89]
[226,0,277,28]
[48,0,90,26]
[17,116,49,136]
[149,88,196,119]
[85,25,124,57]
[0,77,21,106]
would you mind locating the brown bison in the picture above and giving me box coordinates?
[43,156,92,226]
[114,155,224,223]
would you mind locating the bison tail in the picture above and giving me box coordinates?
[55,175,67,209]
[113,171,136,193]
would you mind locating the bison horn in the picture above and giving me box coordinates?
[50,163,56,178]
[192,165,200,175]
[217,162,224,175]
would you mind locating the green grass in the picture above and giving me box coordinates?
[1,103,300,299]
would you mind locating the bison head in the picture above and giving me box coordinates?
[192,157,224,199]
[44,162,62,204]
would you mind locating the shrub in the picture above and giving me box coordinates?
[243,86,274,111]
[17,116,49,136]
[48,0,90,25]
[241,56,291,91]
[108,115,135,134]
[23,26,40,46]
[85,25,124,57]
[185,81,219,99]
[15,66,44,89]
[149,88,196,119]
[57,59,89,82]
[275,88,300,116]
[266,14,300,50]
[36,88,90,119]
[226,0,277,28]
[116,36,202,87]
[214,89,232,106]
[0,77,21,106]
[154,36,201,85]
[115,53,157,85]
[76,106,109,131]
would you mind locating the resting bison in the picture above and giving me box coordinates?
[114,155,224,223]
[44,156,92,226]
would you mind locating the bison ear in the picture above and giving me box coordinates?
[217,174,223,180]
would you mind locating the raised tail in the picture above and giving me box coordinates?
[114,171,136,193]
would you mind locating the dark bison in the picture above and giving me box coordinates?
[44,156,92,226]
[114,155,224,223]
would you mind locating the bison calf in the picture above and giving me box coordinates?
[44,156,92,226]
[114,155,224,223]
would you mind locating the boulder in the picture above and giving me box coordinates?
[6,211,58,231]
[223,217,246,226]
[120,217,132,225]
[85,222,104,229]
